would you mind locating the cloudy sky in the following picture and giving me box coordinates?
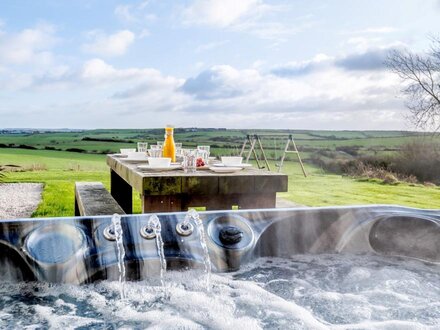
[0,0,439,129]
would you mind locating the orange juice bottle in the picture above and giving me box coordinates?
[162,125,176,162]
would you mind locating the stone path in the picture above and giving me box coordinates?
[0,183,43,220]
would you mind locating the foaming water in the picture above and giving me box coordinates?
[0,254,439,329]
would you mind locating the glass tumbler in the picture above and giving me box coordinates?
[137,142,148,153]
[197,145,210,163]
[149,145,162,158]
[183,149,197,173]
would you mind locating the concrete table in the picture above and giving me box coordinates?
[106,155,288,213]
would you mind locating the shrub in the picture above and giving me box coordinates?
[335,146,360,156]
[65,148,87,153]
[18,144,37,150]
[392,141,440,184]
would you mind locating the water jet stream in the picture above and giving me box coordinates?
[148,214,167,288]
[186,209,212,291]
[112,213,126,299]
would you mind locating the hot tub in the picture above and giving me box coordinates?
[0,205,439,328]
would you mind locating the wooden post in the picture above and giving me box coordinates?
[110,169,133,214]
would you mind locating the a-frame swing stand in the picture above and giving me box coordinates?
[278,134,307,177]
[239,134,271,170]
[240,134,307,177]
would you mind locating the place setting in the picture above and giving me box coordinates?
[209,156,253,173]
[137,157,182,172]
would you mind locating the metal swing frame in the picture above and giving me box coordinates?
[277,134,307,176]
[239,134,271,170]
[239,134,307,177]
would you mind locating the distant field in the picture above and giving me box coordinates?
[1,129,438,157]
[1,135,439,217]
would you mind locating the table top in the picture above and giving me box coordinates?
[107,155,288,196]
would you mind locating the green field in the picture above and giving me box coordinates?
[1,128,439,218]
[2,129,439,156]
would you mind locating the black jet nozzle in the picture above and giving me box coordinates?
[219,226,243,245]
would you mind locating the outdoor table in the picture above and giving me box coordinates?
[106,155,288,213]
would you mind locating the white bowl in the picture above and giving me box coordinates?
[127,152,148,160]
[120,148,136,155]
[148,157,171,167]
[221,156,243,166]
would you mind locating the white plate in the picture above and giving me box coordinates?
[111,153,128,158]
[137,165,182,172]
[209,166,243,173]
[212,163,252,169]
[123,158,149,163]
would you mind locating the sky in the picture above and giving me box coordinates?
[0,0,439,130]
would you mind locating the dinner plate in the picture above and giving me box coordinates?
[212,163,252,169]
[137,165,182,172]
[111,153,128,158]
[209,166,243,173]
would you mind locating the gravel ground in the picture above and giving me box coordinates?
[276,197,307,208]
[0,183,43,220]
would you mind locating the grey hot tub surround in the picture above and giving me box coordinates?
[0,205,439,283]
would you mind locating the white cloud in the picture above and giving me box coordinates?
[82,30,135,57]
[80,58,183,89]
[182,0,267,27]
[1,46,407,130]
[0,23,56,65]
[181,0,313,41]
[175,58,405,129]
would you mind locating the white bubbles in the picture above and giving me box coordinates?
[0,254,439,328]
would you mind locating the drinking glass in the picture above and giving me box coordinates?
[149,145,163,158]
[157,141,164,148]
[196,150,208,164]
[183,149,197,173]
[197,145,210,162]
[174,144,183,163]
[137,142,148,153]
[175,142,183,159]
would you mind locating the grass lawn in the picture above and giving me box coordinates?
[279,162,440,209]
[1,149,141,217]
[1,148,439,218]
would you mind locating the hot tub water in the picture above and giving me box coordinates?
[0,254,438,328]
